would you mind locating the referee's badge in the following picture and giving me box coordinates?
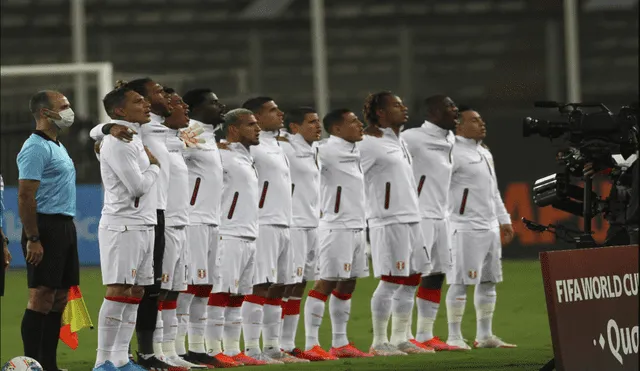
[162,273,170,283]
[197,269,206,279]
[468,270,478,279]
[343,263,352,272]
[396,261,406,271]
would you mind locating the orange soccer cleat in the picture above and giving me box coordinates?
[330,343,374,358]
[230,352,268,366]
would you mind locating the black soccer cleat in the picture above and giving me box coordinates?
[183,351,241,368]
[135,352,188,371]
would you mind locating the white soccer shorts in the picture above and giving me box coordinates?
[421,218,452,275]
[290,227,319,283]
[213,235,257,295]
[98,225,155,286]
[369,222,431,278]
[318,228,369,281]
[447,227,503,285]
[161,225,189,291]
[186,224,219,285]
[255,225,294,285]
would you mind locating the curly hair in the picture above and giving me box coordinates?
[114,80,128,89]
[363,91,394,126]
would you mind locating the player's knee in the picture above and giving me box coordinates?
[51,290,69,312]
[336,279,356,294]
[252,283,270,297]
[477,282,497,297]
[266,284,286,299]
[312,279,337,296]
[27,287,56,313]
[130,286,145,298]
[420,273,445,289]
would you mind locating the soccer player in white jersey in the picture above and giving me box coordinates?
[359,92,433,356]
[277,107,325,360]
[212,108,270,366]
[400,95,461,351]
[303,108,373,359]
[89,79,180,370]
[94,86,159,371]
[445,107,516,349]
[176,89,239,368]
[240,98,307,364]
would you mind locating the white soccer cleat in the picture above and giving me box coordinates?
[369,343,408,356]
[474,335,517,349]
[251,352,285,365]
[168,355,207,368]
[263,348,310,363]
[446,338,472,350]
[395,341,434,354]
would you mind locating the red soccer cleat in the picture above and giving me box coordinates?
[296,345,338,361]
[231,352,268,366]
[410,338,436,352]
[423,336,463,351]
[330,343,374,358]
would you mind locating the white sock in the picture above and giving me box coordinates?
[371,280,399,347]
[329,292,351,348]
[446,284,467,341]
[153,308,164,357]
[176,292,194,355]
[281,297,301,352]
[416,287,441,342]
[474,282,497,341]
[223,305,243,357]
[188,296,208,353]
[390,285,415,345]
[262,301,282,351]
[162,301,179,357]
[205,304,225,356]
[115,302,139,366]
[241,297,264,356]
[95,298,126,367]
[406,305,415,340]
[304,291,327,350]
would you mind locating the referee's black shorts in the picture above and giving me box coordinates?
[21,213,80,289]
[152,209,166,289]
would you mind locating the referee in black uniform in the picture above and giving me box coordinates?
[17,91,80,371]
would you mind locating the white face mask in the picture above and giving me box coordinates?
[50,108,75,128]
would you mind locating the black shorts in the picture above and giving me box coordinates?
[152,209,166,288]
[21,213,80,289]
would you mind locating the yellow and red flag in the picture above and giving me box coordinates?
[59,285,94,350]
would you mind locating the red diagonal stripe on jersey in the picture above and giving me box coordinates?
[227,192,239,219]
[134,197,139,208]
[259,181,269,209]
[417,175,426,196]
[384,182,391,209]
[190,177,201,206]
[459,188,469,215]
[334,186,342,213]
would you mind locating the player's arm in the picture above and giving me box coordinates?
[357,140,376,174]
[90,123,136,142]
[16,143,48,242]
[490,162,514,244]
[108,141,160,197]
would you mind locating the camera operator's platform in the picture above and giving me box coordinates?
[540,245,639,371]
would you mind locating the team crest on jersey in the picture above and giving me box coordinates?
[131,269,137,279]
[396,261,406,271]
[343,263,352,272]
[162,273,170,283]
[468,270,478,279]
[198,269,206,279]
[234,279,239,288]
[296,267,303,277]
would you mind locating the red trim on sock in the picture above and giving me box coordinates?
[228,296,245,307]
[244,294,266,305]
[162,300,178,310]
[287,299,301,315]
[381,275,408,285]
[417,287,441,304]
[196,285,213,298]
[186,285,199,295]
[307,290,328,302]
[331,290,352,301]
[105,296,141,304]
[157,301,164,311]
[208,293,230,307]
[264,297,282,306]
[405,274,422,286]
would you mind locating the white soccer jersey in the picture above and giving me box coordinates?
[479,145,511,227]
[183,119,223,226]
[318,135,366,230]
[281,134,320,228]
[219,143,259,239]
[165,130,190,227]
[401,121,455,219]
[449,136,510,229]
[99,119,159,226]
[138,113,171,211]
[358,128,421,227]
[250,130,292,226]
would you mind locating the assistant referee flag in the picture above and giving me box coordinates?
[59,285,94,350]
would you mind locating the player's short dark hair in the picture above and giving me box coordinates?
[423,94,449,116]
[223,108,254,136]
[242,97,274,114]
[103,87,133,119]
[125,77,153,98]
[29,90,53,115]
[163,86,176,95]
[182,88,213,111]
[457,105,473,113]
[363,91,394,127]
[284,107,316,132]
[323,108,351,134]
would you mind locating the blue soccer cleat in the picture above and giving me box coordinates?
[117,360,148,371]
[93,361,119,371]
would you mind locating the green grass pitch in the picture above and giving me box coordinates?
[1,260,552,370]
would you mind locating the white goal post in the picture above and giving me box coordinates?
[0,62,113,124]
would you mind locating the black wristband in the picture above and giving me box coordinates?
[102,123,115,135]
